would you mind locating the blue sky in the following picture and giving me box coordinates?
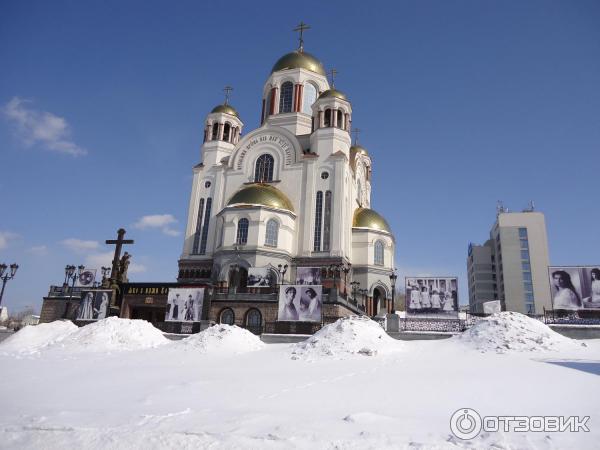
[1,0,599,313]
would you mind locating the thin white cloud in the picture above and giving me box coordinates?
[27,245,48,256]
[133,214,180,237]
[3,97,87,156]
[61,238,100,253]
[0,231,19,250]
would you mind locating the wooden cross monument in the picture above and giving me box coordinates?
[106,228,134,284]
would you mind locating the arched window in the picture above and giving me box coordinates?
[199,198,212,254]
[324,109,332,127]
[279,82,294,113]
[265,219,279,247]
[323,191,332,251]
[223,123,231,142]
[220,308,234,325]
[245,308,262,334]
[302,83,317,114]
[211,123,219,140]
[265,90,272,118]
[192,198,205,254]
[254,154,274,182]
[337,110,343,128]
[313,191,323,251]
[374,240,384,266]
[236,218,249,245]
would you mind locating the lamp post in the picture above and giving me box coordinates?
[341,263,351,297]
[0,263,19,308]
[63,264,84,319]
[350,281,360,303]
[101,266,111,287]
[389,268,398,314]
[277,264,288,288]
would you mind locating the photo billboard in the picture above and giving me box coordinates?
[295,267,322,285]
[247,268,273,287]
[277,285,322,322]
[405,277,459,317]
[165,288,204,322]
[75,269,97,288]
[77,290,111,321]
[549,266,600,310]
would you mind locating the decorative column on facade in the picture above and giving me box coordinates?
[217,123,224,141]
[319,110,324,128]
[332,109,338,129]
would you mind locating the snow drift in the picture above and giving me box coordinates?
[55,317,169,352]
[176,324,264,354]
[291,316,402,360]
[0,321,78,355]
[455,311,583,353]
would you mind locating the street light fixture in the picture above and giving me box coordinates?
[350,281,360,303]
[0,263,19,308]
[389,268,398,314]
[277,264,288,287]
[63,264,84,319]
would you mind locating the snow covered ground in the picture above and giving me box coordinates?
[1,313,599,449]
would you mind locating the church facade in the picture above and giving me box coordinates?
[176,43,397,332]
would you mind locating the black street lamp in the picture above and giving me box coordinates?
[341,263,351,296]
[277,264,288,287]
[63,264,84,319]
[350,281,360,303]
[389,268,398,314]
[0,263,19,308]
[101,266,111,287]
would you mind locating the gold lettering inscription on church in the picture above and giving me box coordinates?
[236,133,293,169]
[126,286,169,295]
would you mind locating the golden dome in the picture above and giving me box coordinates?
[353,207,391,233]
[319,89,348,101]
[227,184,294,212]
[271,50,326,75]
[211,104,239,117]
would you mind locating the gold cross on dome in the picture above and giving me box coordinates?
[327,68,338,88]
[293,21,311,52]
[223,86,233,105]
[352,127,361,145]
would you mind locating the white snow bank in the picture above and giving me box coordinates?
[456,312,585,353]
[0,321,78,355]
[291,316,402,360]
[58,317,169,352]
[176,324,264,353]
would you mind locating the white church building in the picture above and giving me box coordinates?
[177,35,396,329]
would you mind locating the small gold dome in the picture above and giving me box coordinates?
[319,89,348,101]
[227,184,294,212]
[271,50,326,76]
[353,207,391,233]
[211,104,239,117]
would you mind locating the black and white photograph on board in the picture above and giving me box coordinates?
[405,277,458,317]
[277,285,322,322]
[77,290,111,321]
[295,267,321,285]
[247,268,273,287]
[549,266,600,310]
[165,288,204,322]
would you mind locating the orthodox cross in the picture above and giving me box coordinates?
[106,228,134,281]
[327,68,338,88]
[223,85,233,105]
[352,127,361,145]
[293,21,310,52]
